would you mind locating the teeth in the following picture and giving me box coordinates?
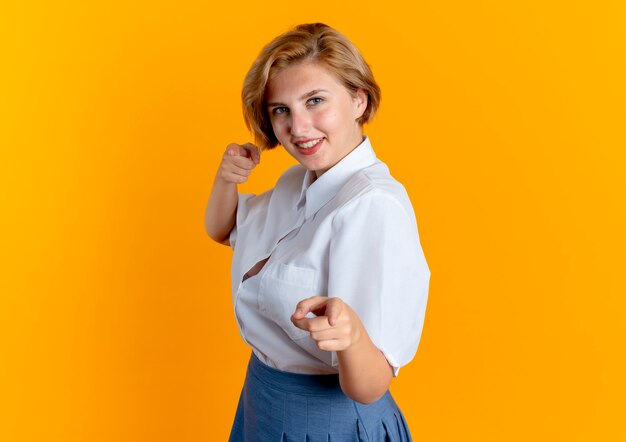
[296,138,322,149]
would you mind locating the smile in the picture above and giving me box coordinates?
[295,138,324,156]
[295,138,324,149]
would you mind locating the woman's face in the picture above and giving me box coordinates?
[265,60,367,178]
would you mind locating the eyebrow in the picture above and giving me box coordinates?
[266,89,329,107]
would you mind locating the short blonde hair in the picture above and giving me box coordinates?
[242,23,381,150]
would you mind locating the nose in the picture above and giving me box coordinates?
[289,109,311,137]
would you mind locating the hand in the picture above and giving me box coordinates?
[217,143,260,184]
[291,296,363,352]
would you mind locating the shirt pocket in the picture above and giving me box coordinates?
[258,263,317,341]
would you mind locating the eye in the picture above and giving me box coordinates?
[307,97,324,105]
[272,106,289,115]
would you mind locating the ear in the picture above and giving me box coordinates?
[353,88,368,120]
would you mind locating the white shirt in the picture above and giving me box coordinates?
[226,136,430,376]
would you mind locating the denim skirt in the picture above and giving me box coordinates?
[229,352,412,441]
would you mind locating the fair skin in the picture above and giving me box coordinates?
[290,297,394,404]
[265,59,366,178]
[204,142,259,245]
[205,60,393,404]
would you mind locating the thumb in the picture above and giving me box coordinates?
[324,298,343,327]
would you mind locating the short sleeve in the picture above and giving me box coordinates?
[328,192,430,377]
[229,192,255,250]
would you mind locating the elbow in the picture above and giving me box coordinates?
[204,214,232,245]
[208,230,230,246]
[203,224,218,242]
[204,225,219,242]
[338,353,395,405]
[341,380,390,405]
[204,223,231,246]
[344,388,387,405]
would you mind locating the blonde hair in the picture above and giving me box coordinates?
[242,23,381,150]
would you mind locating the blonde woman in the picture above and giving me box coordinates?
[205,23,430,441]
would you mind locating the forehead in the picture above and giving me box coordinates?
[265,61,345,102]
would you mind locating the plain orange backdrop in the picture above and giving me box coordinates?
[1,1,625,441]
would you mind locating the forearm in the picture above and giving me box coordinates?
[205,173,238,245]
[336,324,394,404]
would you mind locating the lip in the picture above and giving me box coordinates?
[295,138,324,156]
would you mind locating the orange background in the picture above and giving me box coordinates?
[1,1,625,441]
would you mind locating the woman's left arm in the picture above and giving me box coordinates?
[292,192,430,404]
[291,296,394,404]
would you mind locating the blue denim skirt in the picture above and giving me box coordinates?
[229,352,412,441]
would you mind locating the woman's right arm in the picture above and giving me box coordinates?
[205,143,260,245]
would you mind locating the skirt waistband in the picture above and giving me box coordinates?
[248,352,345,396]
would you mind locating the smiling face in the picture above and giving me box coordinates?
[265,60,368,178]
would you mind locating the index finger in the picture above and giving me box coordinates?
[292,296,327,319]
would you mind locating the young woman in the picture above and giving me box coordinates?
[205,23,430,441]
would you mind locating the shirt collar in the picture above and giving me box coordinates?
[296,136,377,219]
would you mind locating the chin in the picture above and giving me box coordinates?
[301,159,327,172]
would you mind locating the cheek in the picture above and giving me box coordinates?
[270,119,288,138]
[319,98,357,130]
[315,108,341,130]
